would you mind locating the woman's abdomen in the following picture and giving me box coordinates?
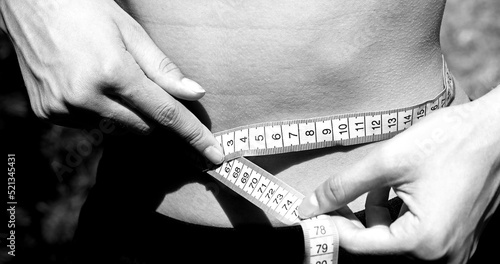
[115,0,469,227]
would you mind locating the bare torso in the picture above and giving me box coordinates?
[115,0,470,227]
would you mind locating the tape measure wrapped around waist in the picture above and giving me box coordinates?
[206,55,455,264]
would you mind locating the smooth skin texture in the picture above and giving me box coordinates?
[0,0,225,165]
[123,0,472,227]
[298,87,500,263]
[1,0,500,263]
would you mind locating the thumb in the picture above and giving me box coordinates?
[119,17,205,101]
[299,148,393,218]
[330,213,417,255]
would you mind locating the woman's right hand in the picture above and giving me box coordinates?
[0,0,224,165]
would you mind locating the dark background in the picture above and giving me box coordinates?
[1,0,500,263]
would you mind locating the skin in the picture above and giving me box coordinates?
[1,0,499,263]
[0,0,225,165]
[298,88,500,263]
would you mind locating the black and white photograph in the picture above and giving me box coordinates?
[1,0,500,263]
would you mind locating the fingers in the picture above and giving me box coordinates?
[365,187,392,227]
[119,18,205,101]
[398,202,409,218]
[298,150,391,218]
[100,17,224,165]
[116,61,224,165]
[99,97,154,135]
[334,206,364,228]
[43,94,155,135]
[330,213,416,255]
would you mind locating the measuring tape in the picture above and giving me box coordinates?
[300,215,340,264]
[206,56,455,264]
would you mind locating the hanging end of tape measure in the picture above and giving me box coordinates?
[300,215,339,264]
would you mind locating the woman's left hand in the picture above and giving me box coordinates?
[299,88,500,263]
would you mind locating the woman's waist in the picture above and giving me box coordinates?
[191,51,449,133]
[157,63,470,228]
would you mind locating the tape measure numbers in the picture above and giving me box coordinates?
[206,56,455,264]
[301,215,340,264]
[210,157,305,225]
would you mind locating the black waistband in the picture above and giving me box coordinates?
[70,134,418,264]
[71,175,409,264]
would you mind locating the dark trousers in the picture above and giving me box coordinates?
[71,132,498,264]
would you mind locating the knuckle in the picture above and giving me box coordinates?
[97,55,130,85]
[33,105,49,121]
[63,89,92,108]
[153,102,181,128]
[37,99,68,121]
[100,62,122,83]
[374,143,394,166]
[104,111,153,136]
[373,142,404,173]
[183,123,206,147]
[158,56,180,75]
[413,242,447,261]
[128,18,147,36]
[151,102,206,145]
[407,230,448,261]
[136,123,154,135]
[327,176,346,204]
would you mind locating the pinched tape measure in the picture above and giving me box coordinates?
[206,56,455,264]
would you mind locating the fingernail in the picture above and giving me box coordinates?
[182,78,205,94]
[203,145,225,165]
[298,194,319,219]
